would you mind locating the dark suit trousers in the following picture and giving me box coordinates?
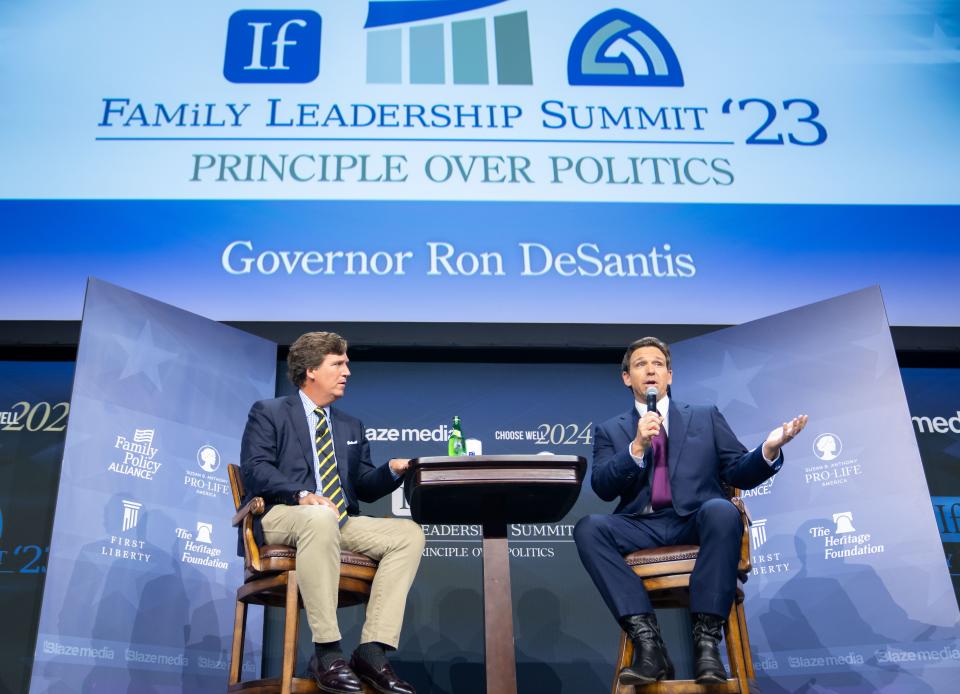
[574,498,743,620]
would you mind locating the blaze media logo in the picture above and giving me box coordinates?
[224,10,322,84]
[364,0,532,85]
[568,9,683,87]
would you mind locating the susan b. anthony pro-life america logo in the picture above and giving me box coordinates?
[804,431,863,489]
[184,444,230,498]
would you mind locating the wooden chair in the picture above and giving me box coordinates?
[611,494,757,694]
[227,463,378,694]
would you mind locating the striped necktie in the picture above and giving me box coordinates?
[314,407,347,527]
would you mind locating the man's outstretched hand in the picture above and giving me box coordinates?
[762,415,809,462]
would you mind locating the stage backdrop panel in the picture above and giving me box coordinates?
[29,279,277,694]
[902,369,960,605]
[0,362,73,694]
[300,288,957,693]
[672,287,959,692]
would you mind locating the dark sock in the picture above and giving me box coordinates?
[354,641,390,669]
[314,641,344,670]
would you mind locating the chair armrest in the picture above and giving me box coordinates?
[730,496,752,526]
[232,497,266,527]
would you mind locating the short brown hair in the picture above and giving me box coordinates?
[287,332,347,387]
[621,337,671,372]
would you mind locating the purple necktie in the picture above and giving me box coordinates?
[650,424,671,510]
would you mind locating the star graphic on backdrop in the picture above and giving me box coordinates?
[697,352,764,409]
[114,321,178,391]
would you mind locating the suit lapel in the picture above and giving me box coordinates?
[667,399,690,478]
[618,407,640,443]
[286,395,315,472]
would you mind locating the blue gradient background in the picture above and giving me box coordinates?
[2,200,958,325]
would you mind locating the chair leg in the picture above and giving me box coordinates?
[610,629,634,694]
[228,596,247,686]
[723,602,750,693]
[281,571,300,694]
[736,601,756,680]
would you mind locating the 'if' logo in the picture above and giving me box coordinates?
[224,10,321,83]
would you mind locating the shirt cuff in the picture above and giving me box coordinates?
[761,447,782,466]
[628,445,646,469]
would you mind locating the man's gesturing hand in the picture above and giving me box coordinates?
[762,415,809,462]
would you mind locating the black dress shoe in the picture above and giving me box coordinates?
[349,652,416,694]
[617,613,675,685]
[308,654,363,694]
[692,612,728,684]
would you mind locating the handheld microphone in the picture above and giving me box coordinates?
[645,386,659,413]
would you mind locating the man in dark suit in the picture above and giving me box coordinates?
[241,332,424,694]
[574,337,806,685]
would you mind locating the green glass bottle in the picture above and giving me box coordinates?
[448,415,465,456]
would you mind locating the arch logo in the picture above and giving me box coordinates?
[568,9,683,87]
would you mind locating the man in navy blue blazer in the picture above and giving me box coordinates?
[241,332,424,694]
[575,337,807,686]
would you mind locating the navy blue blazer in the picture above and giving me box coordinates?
[239,395,401,546]
[591,400,781,517]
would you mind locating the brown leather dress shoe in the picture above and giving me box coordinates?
[308,654,363,694]
[349,652,416,694]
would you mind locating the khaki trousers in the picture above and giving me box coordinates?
[261,505,425,648]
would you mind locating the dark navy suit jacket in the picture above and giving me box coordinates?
[239,394,401,547]
[591,400,781,517]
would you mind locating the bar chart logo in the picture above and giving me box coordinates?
[365,0,532,85]
[568,9,683,87]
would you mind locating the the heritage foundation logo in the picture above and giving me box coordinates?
[175,522,228,570]
[110,428,162,480]
[184,444,230,498]
[809,511,885,561]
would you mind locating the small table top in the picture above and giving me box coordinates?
[404,454,587,525]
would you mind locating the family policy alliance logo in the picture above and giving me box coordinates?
[109,428,163,481]
[222,3,683,89]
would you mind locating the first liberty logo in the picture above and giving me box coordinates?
[110,428,163,481]
[224,10,322,84]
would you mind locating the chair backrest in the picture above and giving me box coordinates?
[228,463,264,573]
